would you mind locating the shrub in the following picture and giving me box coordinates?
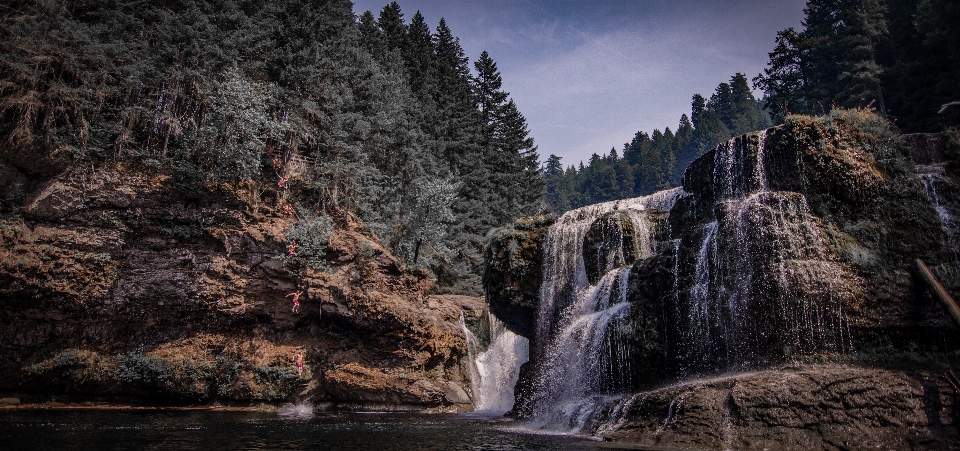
[276,208,332,272]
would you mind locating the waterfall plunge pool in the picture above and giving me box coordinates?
[0,409,641,451]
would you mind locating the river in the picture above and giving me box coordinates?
[0,409,611,450]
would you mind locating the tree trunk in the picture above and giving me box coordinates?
[915,259,960,328]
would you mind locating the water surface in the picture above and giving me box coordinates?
[0,409,605,450]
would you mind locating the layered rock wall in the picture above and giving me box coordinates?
[0,157,482,408]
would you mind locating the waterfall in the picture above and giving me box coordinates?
[461,312,529,414]
[503,130,856,434]
[536,188,683,349]
[683,221,718,373]
[713,131,768,200]
[918,164,960,262]
[526,188,682,432]
[669,131,850,374]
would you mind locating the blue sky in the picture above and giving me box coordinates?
[351,0,807,167]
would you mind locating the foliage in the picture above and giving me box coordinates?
[278,208,332,272]
[398,177,460,265]
[198,67,282,183]
[252,365,302,400]
[25,349,115,386]
[544,73,770,212]
[0,0,547,294]
[755,0,960,132]
[117,347,237,400]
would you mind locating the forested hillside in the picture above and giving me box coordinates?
[544,74,770,211]
[0,0,544,294]
[545,0,960,213]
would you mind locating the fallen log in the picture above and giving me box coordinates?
[915,258,960,328]
[945,372,960,395]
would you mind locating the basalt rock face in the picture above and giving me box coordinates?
[583,210,670,285]
[620,112,960,391]
[590,366,960,451]
[487,112,960,445]
[483,215,554,338]
[0,159,482,409]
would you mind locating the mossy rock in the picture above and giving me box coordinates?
[483,216,554,338]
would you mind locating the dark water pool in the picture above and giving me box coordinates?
[0,409,609,450]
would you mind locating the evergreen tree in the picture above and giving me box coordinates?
[673,114,695,182]
[878,0,960,131]
[377,2,406,54]
[404,11,436,97]
[755,0,888,120]
[473,51,508,144]
[358,10,387,60]
[544,154,568,211]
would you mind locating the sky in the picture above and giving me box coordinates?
[351,0,808,167]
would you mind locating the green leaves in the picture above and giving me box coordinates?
[201,67,279,182]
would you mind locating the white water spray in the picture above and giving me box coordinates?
[462,312,529,414]
[526,188,682,431]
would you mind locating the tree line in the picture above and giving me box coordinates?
[755,0,960,132]
[545,0,959,213]
[0,0,544,295]
[544,73,770,211]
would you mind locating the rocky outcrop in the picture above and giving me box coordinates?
[0,158,484,409]
[515,112,960,391]
[486,112,960,446]
[583,210,670,285]
[591,366,960,451]
[483,215,554,338]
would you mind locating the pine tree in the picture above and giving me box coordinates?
[358,10,387,60]
[496,99,544,215]
[673,114,696,182]
[377,2,406,54]
[753,27,814,121]
[404,11,436,97]
[755,0,888,120]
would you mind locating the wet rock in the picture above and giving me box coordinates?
[483,215,554,338]
[582,211,644,285]
[593,366,959,451]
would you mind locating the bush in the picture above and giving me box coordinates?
[117,348,237,400]
[252,365,301,400]
[24,350,115,386]
[276,208,332,272]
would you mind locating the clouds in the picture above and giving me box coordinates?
[351,0,806,165]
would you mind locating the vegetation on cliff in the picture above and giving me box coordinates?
[0,0,544,294]
[0,0,527,407]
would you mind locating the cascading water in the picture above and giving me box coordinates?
[526,188,683,431]
[678,131,850,374]
[461,312,529,414]
[918,164,960,262]
[488,130,859,434]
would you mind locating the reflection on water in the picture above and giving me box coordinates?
[0,410,603,450]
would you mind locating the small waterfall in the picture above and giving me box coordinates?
[526,188,682,432]
[461,312,529,414]
[918,164,960,262]
[683,221,718,373]
[677,131,850,374]
[536,188,683,350]
[713,131,768,200]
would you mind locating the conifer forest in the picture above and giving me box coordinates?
[2,1,960,449]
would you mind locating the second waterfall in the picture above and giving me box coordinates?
[522,188,683,431]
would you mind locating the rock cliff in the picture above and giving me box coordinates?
[0,155,482,409]
[485,111,960,447]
